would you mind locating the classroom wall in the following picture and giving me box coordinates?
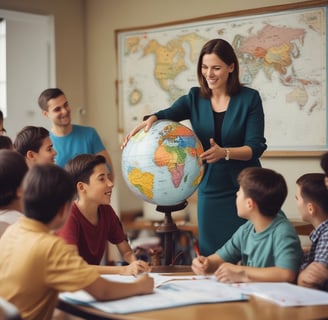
[84,0,323,219]
[0,0,86,121]
[0,0,323,219]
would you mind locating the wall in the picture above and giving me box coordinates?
[85,0,323,219]
[0,0,324,219]
[0,0,86,122]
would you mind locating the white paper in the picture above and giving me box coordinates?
[59,274,328,314]
[59,273,246,314]
[232,282,328,307]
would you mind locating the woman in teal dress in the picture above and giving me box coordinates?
[122,39,267,256]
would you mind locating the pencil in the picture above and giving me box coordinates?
[193,240,200,257]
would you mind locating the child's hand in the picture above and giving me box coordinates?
[214,262,246,283]
[191,255,209,275]
[298,262,328,288]
[123,260,151,276]
[135,273,154,294]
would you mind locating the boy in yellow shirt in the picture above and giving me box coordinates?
[0,163,153,319]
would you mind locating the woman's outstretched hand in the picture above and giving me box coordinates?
[121,115,158,149]
[200,138,225,163]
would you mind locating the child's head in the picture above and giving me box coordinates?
[0,135,13,150]
[0,110,6,136]
[14,126,57,167]
[237,167,287,217]
[320,152,328,188]
[296,173,328,221]
[0,150,28,207]
[22,163,75,224]
[65,154,113,203]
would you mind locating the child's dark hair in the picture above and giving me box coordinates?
[237,167,287,217]
[22,164,75,223]
[320,152,328,177]
[0,136,13,150]
[0,150,28,206]
[65,154,106,186]
[38,88,64,111]
[14,126,50,156]
[296,173,328,214]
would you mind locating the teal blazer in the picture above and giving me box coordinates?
[155,86,267,255]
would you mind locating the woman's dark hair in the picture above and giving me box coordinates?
[197,38,241,98]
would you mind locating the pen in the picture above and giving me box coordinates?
[193,239,200,257]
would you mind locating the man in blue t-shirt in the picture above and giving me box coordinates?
[38,88,114,180]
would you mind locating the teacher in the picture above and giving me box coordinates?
[122,38,267,256]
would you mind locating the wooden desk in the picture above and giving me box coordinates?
[58,293,328,320]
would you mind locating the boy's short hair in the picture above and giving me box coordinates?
[65,154,106,186]
[0,136,13,150]
[296,173,328,214]
[38,88,64,111]
[320,152,328,177]
[237,167,287,217]
[0,150,28,206]
[23,164,75,223]
[14,126,50,156]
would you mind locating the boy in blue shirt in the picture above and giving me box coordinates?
[192,167,302,283]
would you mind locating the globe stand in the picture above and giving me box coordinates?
[155,200,188,266]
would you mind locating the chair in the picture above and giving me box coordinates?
[0,298,22,320]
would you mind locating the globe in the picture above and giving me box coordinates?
[122,120,204,206]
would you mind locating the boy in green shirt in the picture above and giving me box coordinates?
[192,167,302,283]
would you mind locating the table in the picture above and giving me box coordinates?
[57,268,328,320]
[57,293,328,320]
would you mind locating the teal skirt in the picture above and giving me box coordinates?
[197,160,246,256]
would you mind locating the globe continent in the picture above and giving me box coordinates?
[122,120,204,206]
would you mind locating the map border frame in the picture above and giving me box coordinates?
[115,0,328,157]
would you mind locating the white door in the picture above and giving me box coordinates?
[0,9,55,138]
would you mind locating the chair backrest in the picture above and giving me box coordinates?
[0,298,22,320]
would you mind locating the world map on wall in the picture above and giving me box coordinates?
[117,7,327,149]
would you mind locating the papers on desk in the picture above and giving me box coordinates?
[59,273,247,314]
[232,282,328,307]
[59,274,328,314]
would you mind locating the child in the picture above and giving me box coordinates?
[57,154,150,275]
[191,167,302,283]
[0,135,13,149]
[0,163,154,319]
[296,173,328,291]
[13,125,57,167]
[0,150,28,235]
[320,151,328,188]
